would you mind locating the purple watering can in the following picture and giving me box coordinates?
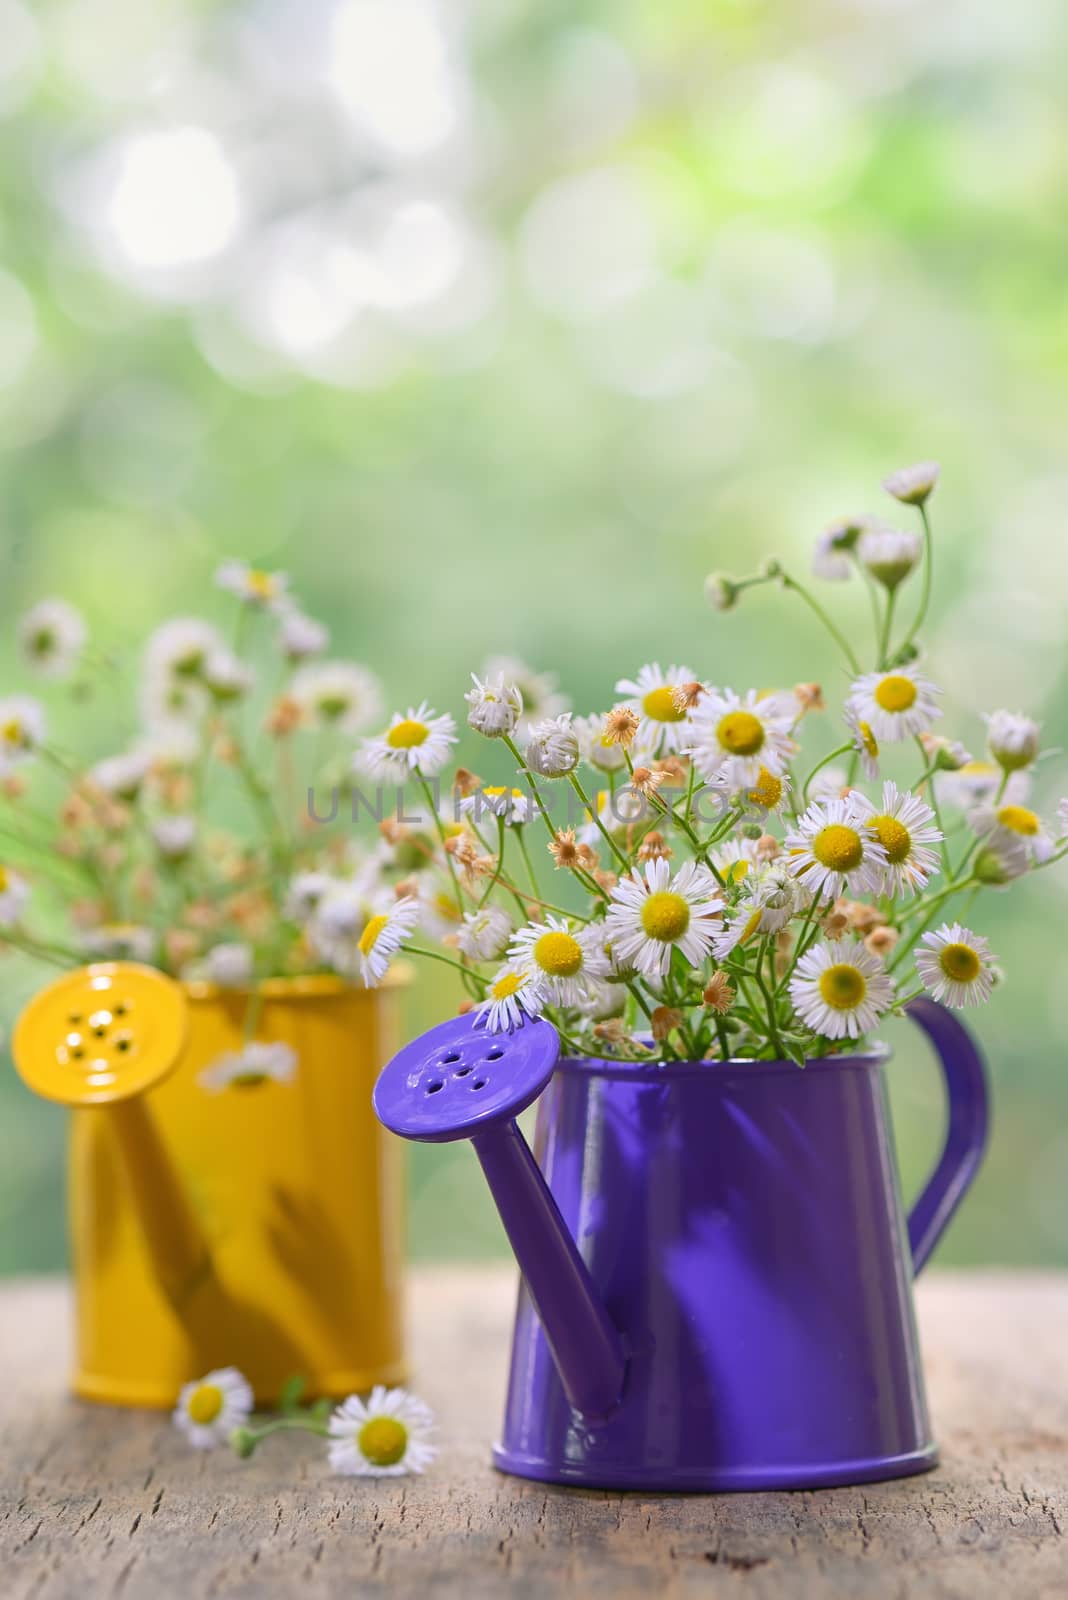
[373,998,987,1491]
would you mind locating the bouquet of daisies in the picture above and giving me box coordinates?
[1,465,1063,1064]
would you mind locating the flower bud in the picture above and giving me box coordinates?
[704,573,737,612]
[985,709,1040,773]
[858,521,922,590]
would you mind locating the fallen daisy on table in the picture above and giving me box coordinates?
[173,1368,254,1450]
[327,1386,437,1477]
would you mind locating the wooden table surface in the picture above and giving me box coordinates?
[1,1269,1065,1598]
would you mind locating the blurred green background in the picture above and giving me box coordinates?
[2,0,1067,1271]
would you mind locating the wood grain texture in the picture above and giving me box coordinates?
[1,1270,1065,1598]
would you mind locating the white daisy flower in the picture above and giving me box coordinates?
[356,897,420,987]
[735,764,792,817]
[0,696,45,773]
[743,861,810,932]
[574,713,628,774]
[812,520,861,581]
[203,649,254,703]
[857,520,922,589]
[459,786,533,827]
[848,665,941,744]
[705,573,739,610]
[215,560,289,609]
[524,713,580,779]
[605,857,725,980]
[685,688,795,788]
[82,923,155,962]
[507,915,609,1007]
[327,1386,436,1478]
[985,710,1040,773]
[202,942,255,988]
[17,599,86,679]
[465,673,523,740]
[785,795,888,902]
[916,923,996,1009]
[482,655,568,741]
[711,904,765,962]
[844,707,881,781]
[883,461,939,506]
[973,833,1030,886]
[456,904,513,963]
[969,801,1054,865]
[284,870,337,922]
[476,964,548,1031]
[614,663,698,755]
[711,836,760,885]
[850,781,944,896]
[199,1041,298,1091]
[89,750,151,800]
[935,760,1029,811]
[0,866,30,928]
[173,1367,254,1449]
[292,661,384,734]
[308,881,376,965]
[152,815,196,860]
[278,608,329,661]
[789,939,895,1041]
[359,703,458,783]
[145,618,225,682]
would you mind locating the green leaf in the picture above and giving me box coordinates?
[278,1374,307,1414]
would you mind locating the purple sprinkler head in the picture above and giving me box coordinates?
[372,1011,561,1144]
[372,1009,626,1418]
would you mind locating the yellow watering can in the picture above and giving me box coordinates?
[12,962,408,1407]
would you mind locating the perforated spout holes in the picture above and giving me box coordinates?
[373,1013,561,1144]
[13,962,189,1107]
[421,1037,509,1099]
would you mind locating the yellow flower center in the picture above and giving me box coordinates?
[939,942,981,983]
[747,768,782,809]
[812,824,864,872]
[716,710,765,756]
[873,675,917,713]
[359,913,389,955]
[2,718,23,746]
[491,971,525,1000]
[247,569,275,598]
[187,1383,224,1424]
[0,866,7,892]
[818,963,867,1010]
[642,687,686,724]
[386,718,430,749]
[725,859,750,884]
[231,1072,267,1089]
[434,893,462,924]
[640,890,691,942]
[738,909,762,946]
[856,720,879,759]
[533,930,584,977]
[867,815,911,864]
[996,804,1039,837]
[358,1416,408,1467]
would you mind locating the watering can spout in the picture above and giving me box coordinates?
[12,963,213,1309]
[373,1014,626,1419]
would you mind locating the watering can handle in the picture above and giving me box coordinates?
[904,997,990,1274]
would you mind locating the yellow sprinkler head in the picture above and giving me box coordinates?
[13,963,188,1107]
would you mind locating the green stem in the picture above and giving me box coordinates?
[877,588,897,671]
[568,773,629,869]
[408,944,489,987]
[900,502,933,653]
[779,571,860,674]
